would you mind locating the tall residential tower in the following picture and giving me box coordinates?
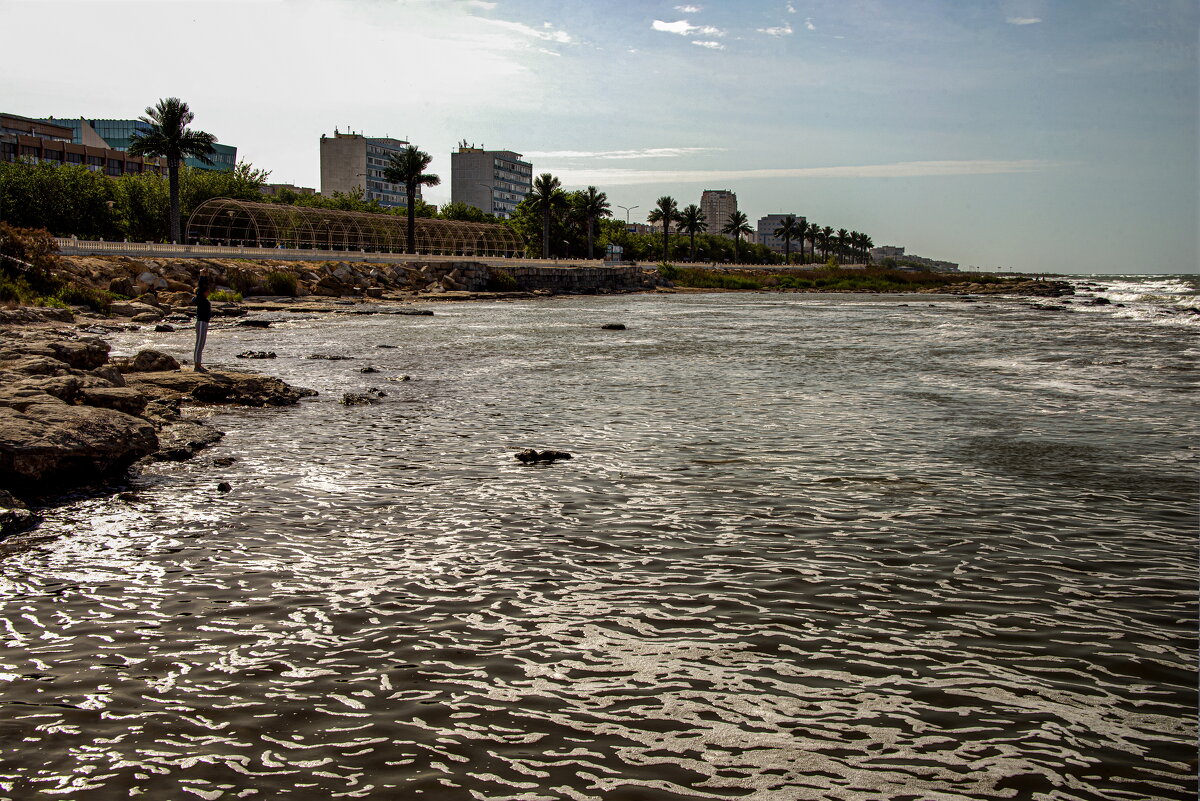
[450,143,532,219]
[700,190,738,238]
[320,130,414,208]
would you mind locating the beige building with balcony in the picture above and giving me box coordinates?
[701,189,738,239]
[450,144,532,219]
[320,130,415,208]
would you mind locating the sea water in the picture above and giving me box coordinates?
[1,276,1196,800]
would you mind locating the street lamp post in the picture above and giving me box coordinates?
[476,183,494,216]
[617,204,639,225]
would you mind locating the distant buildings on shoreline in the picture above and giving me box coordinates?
[701,190,738,239]
[319,130,413,208]
[871,245,959,272]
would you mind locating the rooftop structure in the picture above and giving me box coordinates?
[701,190,738,239]
[450,143,532,219]
[320,130,414,208]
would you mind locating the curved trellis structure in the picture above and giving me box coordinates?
[185,198,524,257]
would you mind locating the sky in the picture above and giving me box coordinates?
[2,0,1196,274]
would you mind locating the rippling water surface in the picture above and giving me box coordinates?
[2,284,1196,800]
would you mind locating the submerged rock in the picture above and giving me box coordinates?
[515,448,573,464]
[237,351,277,359]
[601,323,626,330]
[341,392,379,406]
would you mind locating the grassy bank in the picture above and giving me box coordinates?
[0,224,115,312]
[658,264,1013,293]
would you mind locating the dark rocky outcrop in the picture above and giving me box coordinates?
[0,332,315,507]
[515,449,573,464]
[601,323,627,330]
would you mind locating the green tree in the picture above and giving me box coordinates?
[647,196,679,262]
[820,226,834,260]
[773,215,802,264]
[383,145,440,253]
[805,223,820,263]
[794,217,810,263]
[577,186,611,260]
[722,210,753,263]
[527,173,567,258]
[439,201,495,223]
[677,204,707,262]
[836,228,849,264]
[126,97,216,244]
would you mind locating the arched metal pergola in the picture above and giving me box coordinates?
[185,197,523,257]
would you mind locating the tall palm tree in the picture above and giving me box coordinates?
[126,97,216,244]
[527,173,567,258]
[806,223,821,263]
[578,186,611,260]
[647,196,679,262]
[722,210,753,263]
[677,204,707,262]
[383,145,440,254]
[835,228,849,264]
[773,215,801,264]
[860,233,874,264]
[820,226,835,261]
[794,217,810,263]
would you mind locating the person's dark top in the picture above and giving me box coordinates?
[194,293,212,323]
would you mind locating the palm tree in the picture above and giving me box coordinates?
[795,217,810,263]
[126,97,216,244]
[835,228,849,264]
[677,204,707,262]
[527,173,567,258]
[647,195,679,262]
[821,226,834,261]
[578,186,611,260]
[722,211,753,263]
[860,233,874,264]
[806,223,821,263]
[773,215,802,265]
[383,145,440,254]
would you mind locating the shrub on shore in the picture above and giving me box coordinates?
[664,264,1013,293]
[0,222,113,312]
[265,270,298,297]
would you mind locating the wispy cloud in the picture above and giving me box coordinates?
[1006,16,1042,25]
[525,147,726,160]
[549,160,1060,186]
[485,18,573,44]
[758,24,793,36]
[675,4,701,12]
[652,19,725,37]
[804,17,816,30]
[786,2,797,12]
[692,40,725,50]
[464,0,497,9]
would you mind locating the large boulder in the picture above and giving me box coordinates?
[0,404,158,491]
[127,370,317,407]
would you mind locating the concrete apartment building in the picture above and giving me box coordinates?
[1,113,166,176]
[756,213,806,253]
[450,144,532,219]
[39,116,237,171]
[320,130,414,208]
[869,245,960,272]
[700,190,738,238]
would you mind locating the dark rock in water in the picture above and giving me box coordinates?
[601,323,626,330]
[155,324,176,333]
[387,375,412,382]
[377,344,398,349]
[238,319,272,328]
[213,456,237,467]
[515,448,573,464]
[367,387,388,397]
[360,366,379,373]
[217,482,232,493]
[0,489,40,538]
[307,354,352,361]
[1087,297,1112,306]
[153,420,225,462]
[127,371,317,407]
[237,351,277,359]
[341,392,378,406]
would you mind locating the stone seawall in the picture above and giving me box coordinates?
[54,255,657,299]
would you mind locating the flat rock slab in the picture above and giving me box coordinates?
[127,371,317,407]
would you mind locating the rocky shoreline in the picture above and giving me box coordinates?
[0,307,315,537]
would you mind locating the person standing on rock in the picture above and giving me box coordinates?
[193,272,212,372]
